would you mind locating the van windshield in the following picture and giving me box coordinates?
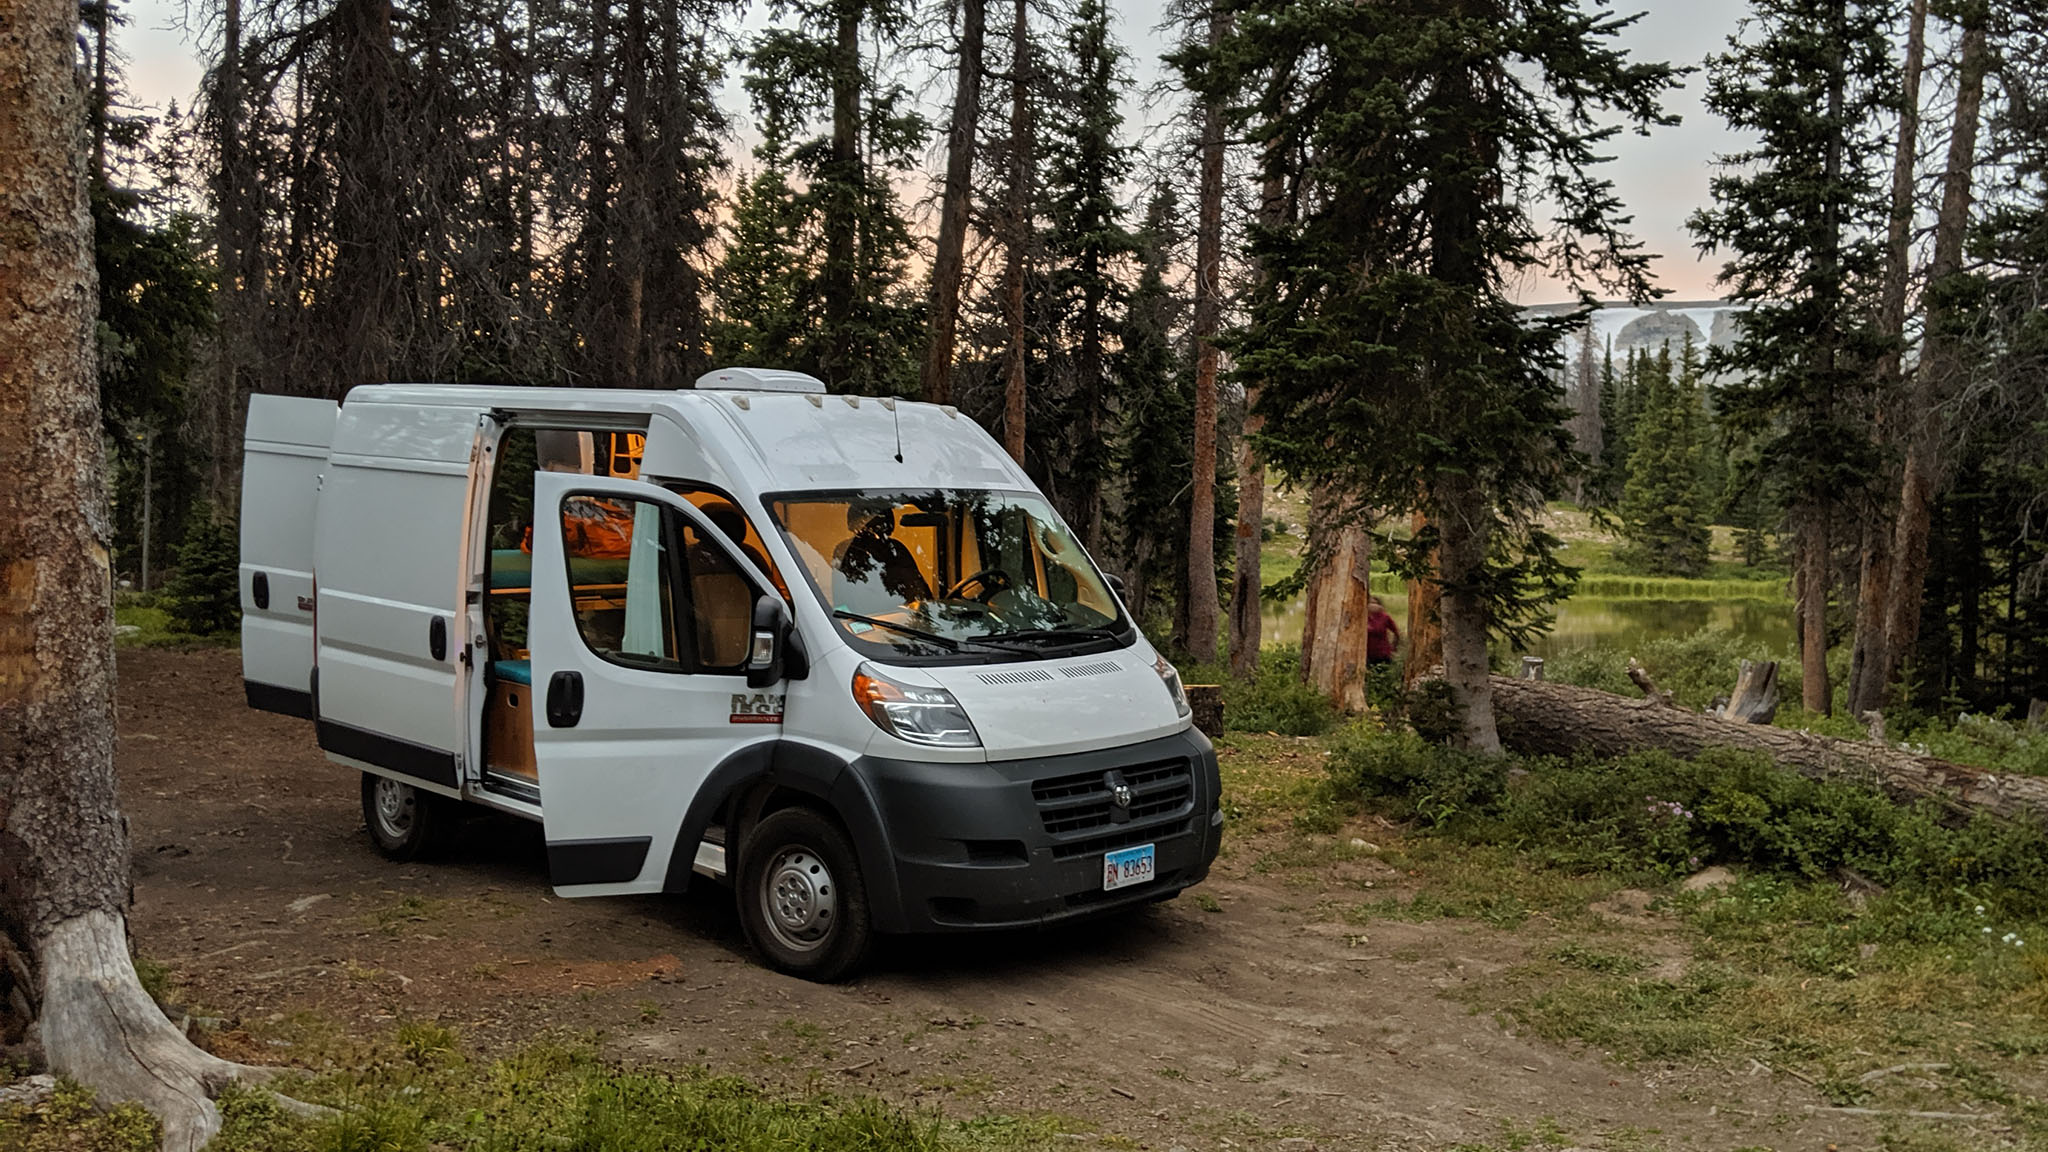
[765,489,1130,659]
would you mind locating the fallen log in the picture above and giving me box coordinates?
[1489,675,2048,830]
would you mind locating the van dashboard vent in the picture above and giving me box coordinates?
[975,668,1057,685]
[1060,661,1121,679]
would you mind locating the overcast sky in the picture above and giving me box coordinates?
[113,0,1750,304]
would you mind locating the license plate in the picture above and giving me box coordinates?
[1102,843,1156,891]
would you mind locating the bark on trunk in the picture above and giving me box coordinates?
[920,0,986,407]
[0,10,298,1143]
[1490,677,2048,830]
[1298,487,1372,713]
[998,0,1030,463]
[1184,3,1228,664]
[1228,414,1264,680]
[1846,0,1927,717]
[1436,477,1499,753]
[1404,511,1442,690]
[821,3,862,389]
[1882,14,1989,693]
[1795,507,1831,714]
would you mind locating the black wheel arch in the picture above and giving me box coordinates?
[662,739,906,932]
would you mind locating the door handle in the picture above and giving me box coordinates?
[251,572,270,610]
[429,616,447,661]
[546,670,584,728]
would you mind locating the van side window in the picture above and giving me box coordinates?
[556,494,761,676]
[560,495,681,669]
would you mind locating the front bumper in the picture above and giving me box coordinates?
[850,727,1222,932]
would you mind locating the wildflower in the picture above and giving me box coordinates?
[1976,905,1987,915]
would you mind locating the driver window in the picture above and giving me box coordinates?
[561,494,680,668]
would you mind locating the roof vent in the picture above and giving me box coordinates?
[692,367,826,394]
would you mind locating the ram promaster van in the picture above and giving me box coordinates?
[239,369,1221,979]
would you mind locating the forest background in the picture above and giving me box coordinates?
[82,0,2048,754]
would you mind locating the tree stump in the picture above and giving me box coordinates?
[1186,684,1225,739]
[1519,656,1545,681]
[1719,659,1780,725]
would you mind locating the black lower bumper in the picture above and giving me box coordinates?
[849,727,1222,933]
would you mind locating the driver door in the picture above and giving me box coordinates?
[527,471,783,897]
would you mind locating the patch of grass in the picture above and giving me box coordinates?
[394,1020,460,1068]
[113,601,230,649]
[0,1080,160,1152]
[1184,647,1338,737]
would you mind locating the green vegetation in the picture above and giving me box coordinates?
[1615,340,1714,577]
[1183,646,1335,737]
[0,1040,1072,1152]
[160,507,241,637]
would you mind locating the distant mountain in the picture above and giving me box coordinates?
[1528,299,1747,362]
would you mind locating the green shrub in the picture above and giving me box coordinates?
[161,506,240,636]
[1220,647,1337,736]
[1546,627,1783,711]
[1323,728,2048,918]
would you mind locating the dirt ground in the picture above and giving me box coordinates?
[117,648,1870,1151]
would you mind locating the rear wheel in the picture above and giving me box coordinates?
[738,807,872,982]
[360,772,455,861]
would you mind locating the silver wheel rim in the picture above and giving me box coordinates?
[372,777,416,840]
[759,845,836,954]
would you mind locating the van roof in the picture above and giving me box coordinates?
[339,383,1031,496]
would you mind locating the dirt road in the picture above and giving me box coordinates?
[118,649,1860,1150]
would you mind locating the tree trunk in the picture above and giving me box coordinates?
[0,8,290,1144]
[1228,414,1264,680]
[1297,488,1372,713]
[1184,2,1228,664]
[998,0,1030,463]
[1404,510,1442,689]
[1795,505,1831,714]
[1846,0,1927,717]
[820,2,862,389]
[1489,677,2048,830]
[920,0,985,406]
[1229,167,1286,680]
[1882,13,1989,694]
[1436,475,1499,753]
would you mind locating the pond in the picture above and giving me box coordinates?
[1260,592,1795,662]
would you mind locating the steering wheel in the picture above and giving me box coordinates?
[945,568,1013,603]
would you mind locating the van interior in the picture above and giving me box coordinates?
[476,426,788,794]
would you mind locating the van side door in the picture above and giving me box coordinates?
[239,394,338,717]
[526,471,786,896]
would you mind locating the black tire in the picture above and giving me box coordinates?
[737,807,872,982]
[360,772,455,861]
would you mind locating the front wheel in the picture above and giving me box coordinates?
[737,807,872,982]
[360,772,455,861]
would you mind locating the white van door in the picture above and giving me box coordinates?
[526,471,786,896]
[239,394,339,717]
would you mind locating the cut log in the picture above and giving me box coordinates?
[1719,659,1780,725]
[1490,675,2048,830]
[1186,684,1225,739]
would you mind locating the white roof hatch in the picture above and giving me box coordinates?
[692,367,827,394]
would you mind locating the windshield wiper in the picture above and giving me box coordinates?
[982,625,1123,647]
[832,610,968,651]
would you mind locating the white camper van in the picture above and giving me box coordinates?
[239,370,1222,980]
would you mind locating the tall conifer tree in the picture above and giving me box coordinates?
[1690,0,1898,715]
[1180,0,1676,750]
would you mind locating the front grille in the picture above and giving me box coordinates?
[1050,818,1193,861]
[1031,758,1194,843]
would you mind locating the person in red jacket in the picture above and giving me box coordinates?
[1365,596,1400,666]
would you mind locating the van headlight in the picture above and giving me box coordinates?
[852,664,981,748]
[1154,654,1192,718]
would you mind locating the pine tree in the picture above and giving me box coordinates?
[1038,0,1139,549]
[1690,0,1898,715]
[163,507,242,636]
[1109,189,1192,632]
[1180,0,1677,751]
[1617,343,1711,575]
[725,2,927,395]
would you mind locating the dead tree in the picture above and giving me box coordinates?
[919,0,986,406]
[0,7,303,1145]
[1490,676,2048,831]
[1184,1,1227,663]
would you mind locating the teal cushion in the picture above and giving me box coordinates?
[490,549,532,590]
[494,660,532,686]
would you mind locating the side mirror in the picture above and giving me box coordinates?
[747,595,789,688]
[1105,573,1127,599]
